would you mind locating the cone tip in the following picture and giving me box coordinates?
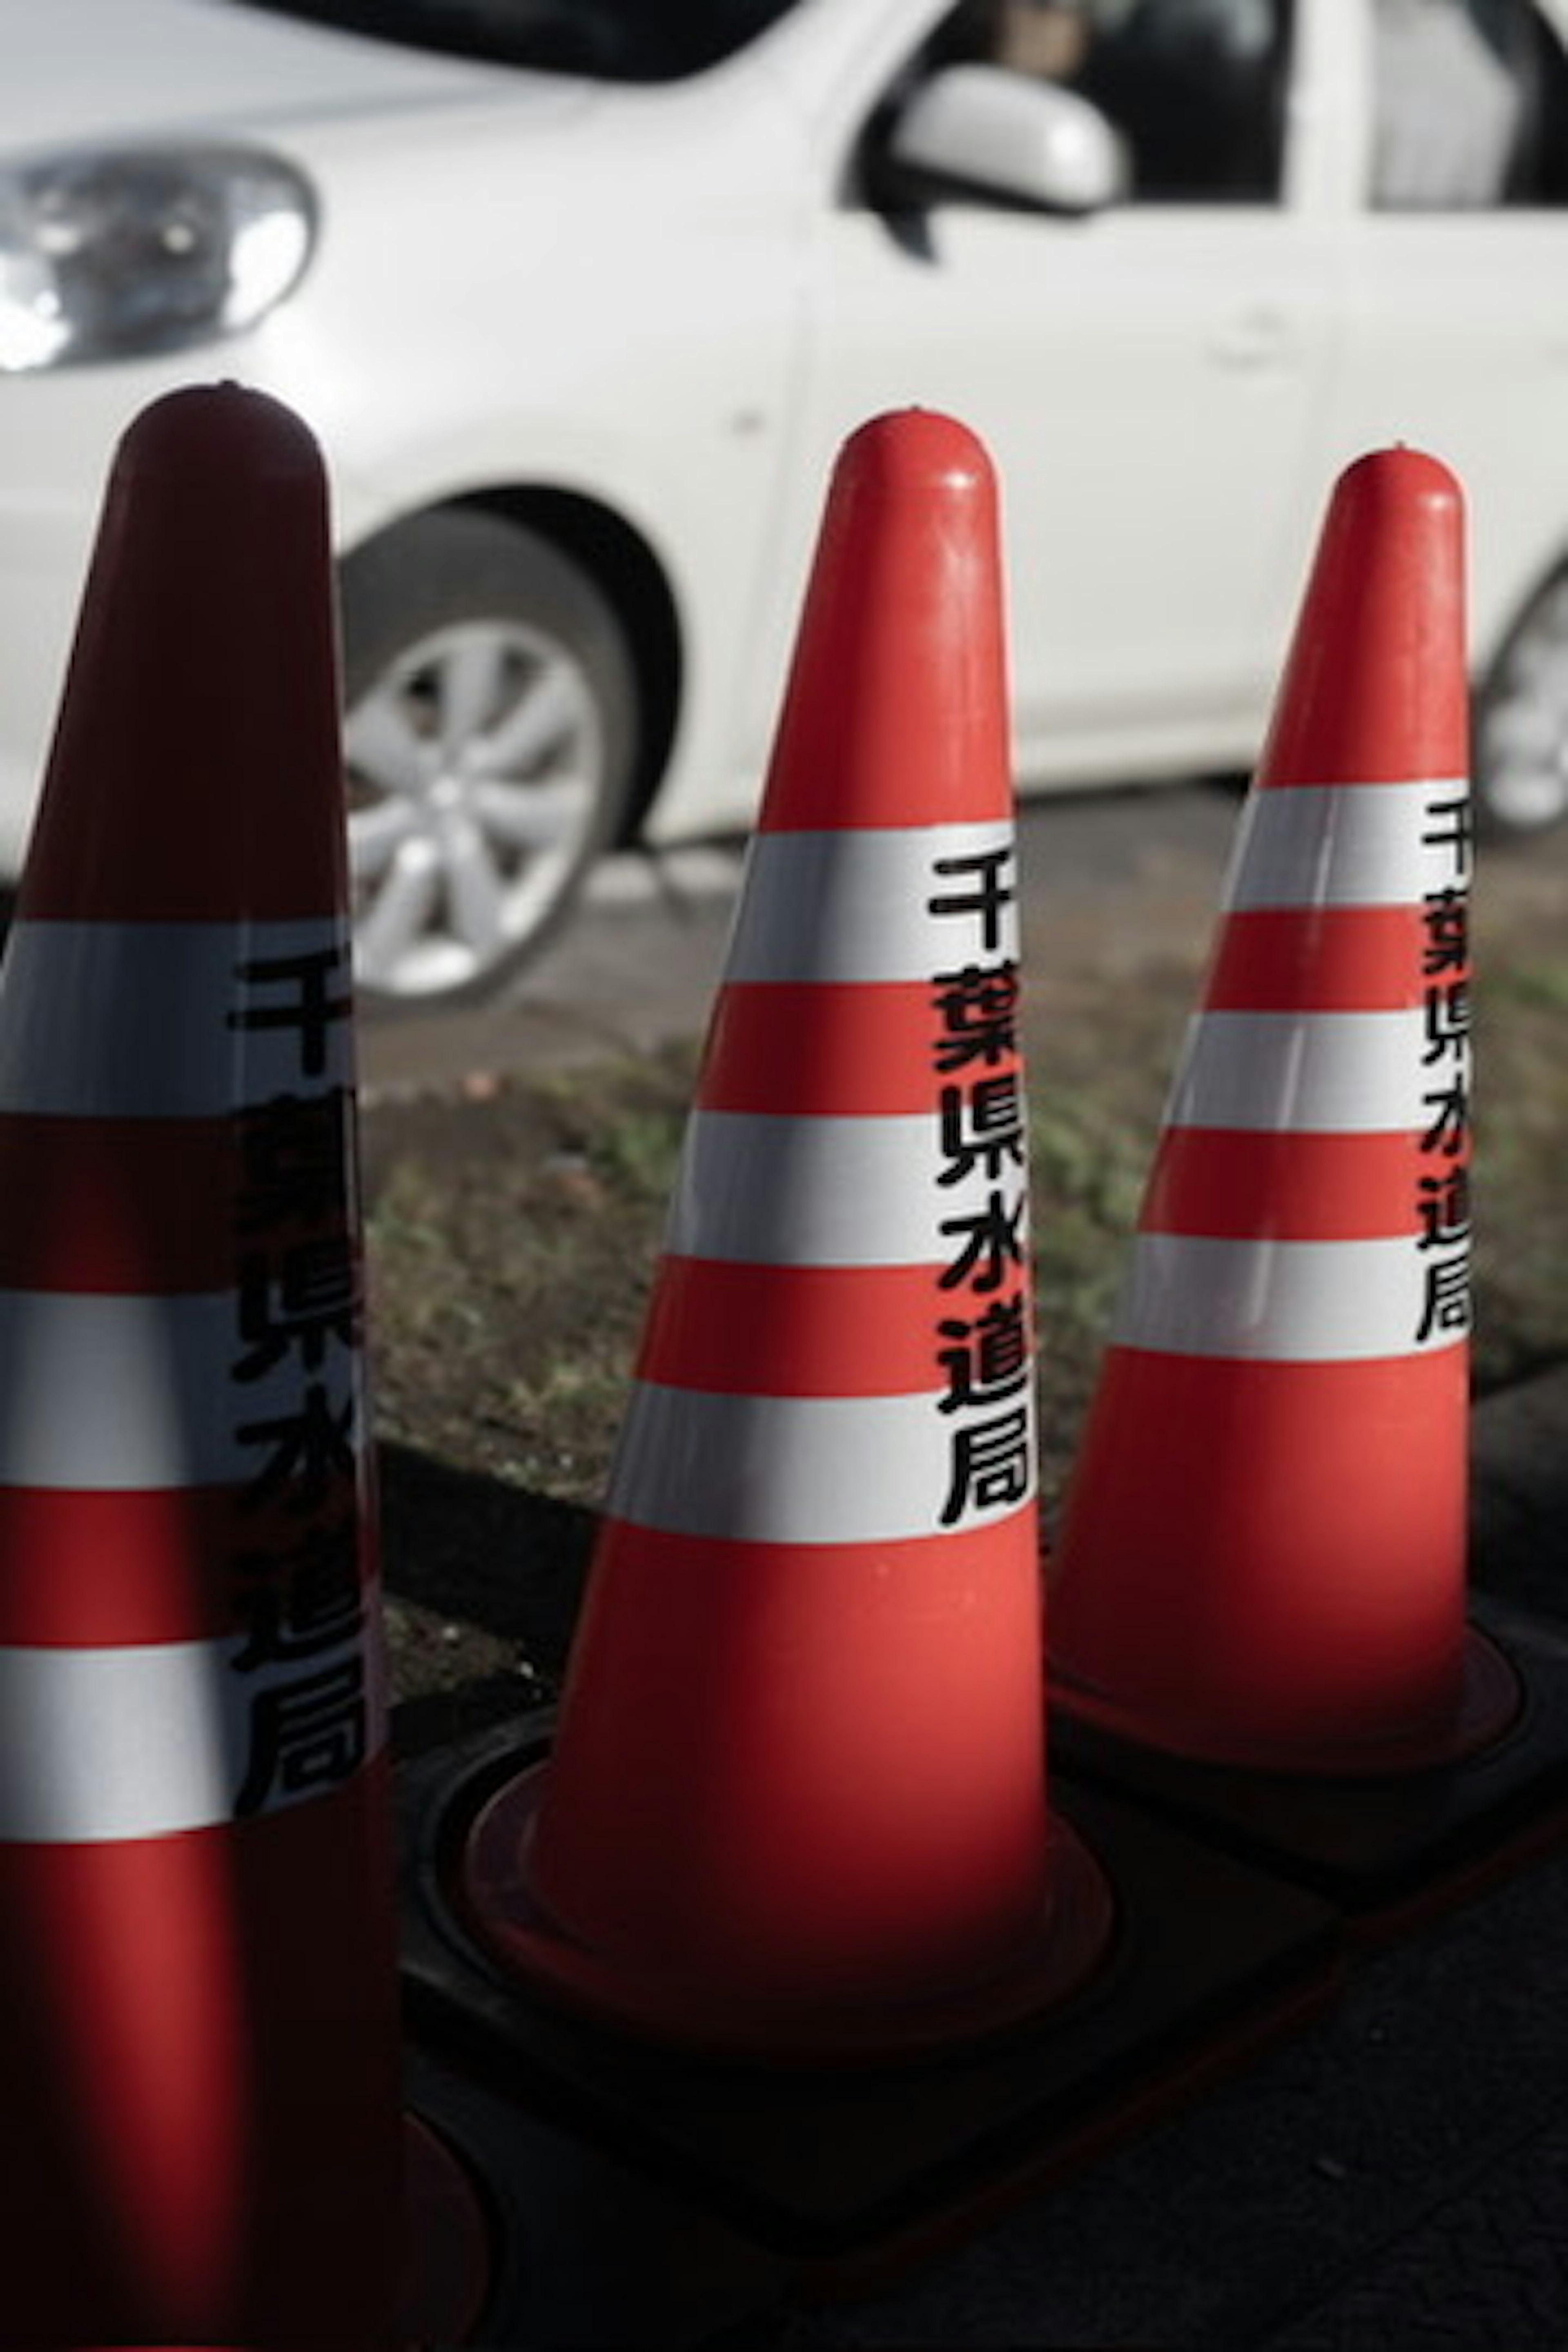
[1336,441,1463,517]
[114,380,324,490]
[1254,440,1467,791]
[839,406,995,498]
[16,379,342,922]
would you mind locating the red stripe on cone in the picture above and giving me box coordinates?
[1203,905,1436,1011]
[0,1477,369,1646]
[1048,447,1512,1774]
[0,1110,355,1292]
[1143,1128,1432,1241]
[636,1258,954,1395]
[458,411,1111,2054]
[701,980,945,1114]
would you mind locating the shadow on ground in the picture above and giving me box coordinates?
[378,1439,593,1758]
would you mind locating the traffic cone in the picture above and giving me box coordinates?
[1047,446,1519,1777]
[0,385,483,2343]
[458,409,1113,2057]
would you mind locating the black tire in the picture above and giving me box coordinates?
[339,507,639,1008]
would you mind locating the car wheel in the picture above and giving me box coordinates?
[339,508,639,1008]
[1474,568,1568,837]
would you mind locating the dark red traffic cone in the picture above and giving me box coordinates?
[0,385,482,2344]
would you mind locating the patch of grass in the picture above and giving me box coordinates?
[1489,953,1568,1016]
[365,1054,691,1511]
[1028,1087,1148,1498]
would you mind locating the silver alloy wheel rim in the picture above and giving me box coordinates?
[1477,577,1568,832]
[345,615,603,999]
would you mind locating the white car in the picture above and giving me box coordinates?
[3,0,1568,1006]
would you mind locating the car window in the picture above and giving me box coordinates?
[914,0,1295,202]
[1370,0,1568,207]
[232,0,803,80]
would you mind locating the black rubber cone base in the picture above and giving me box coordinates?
[398,1712,1340,2278]
[399,2106,497,2345]
[404,2047,791,2347]
[1051,1595,1568,1936]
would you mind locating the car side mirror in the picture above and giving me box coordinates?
[887,64,1128,216]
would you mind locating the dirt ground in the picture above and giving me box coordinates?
[363,807,1568,1760]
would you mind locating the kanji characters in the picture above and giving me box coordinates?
[1414,793,1473,1346]
[927,838,1034,1527]
[227,943,352,1079]
[234,1656,369,1816]
[927,844,1014,953]
[224,969,372,1819]
[940,1407,1032,1527]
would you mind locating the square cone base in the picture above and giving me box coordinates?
[399,2100,501,2347]
[1051,1595,1568,1939]
[404,2047,791,2346]
[398,1712,1339,2282]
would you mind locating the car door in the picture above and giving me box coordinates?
[768,0,1345,791]
[1321,0,1568,699]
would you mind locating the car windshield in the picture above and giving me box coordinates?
[234,0,808,80]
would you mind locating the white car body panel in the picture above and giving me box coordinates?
[0,0,1567,875]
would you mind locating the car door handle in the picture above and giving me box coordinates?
[1211,305,1296,370]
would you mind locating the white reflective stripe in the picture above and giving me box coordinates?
[0,1625,385,1843]
[608,1382,1036,1542]
[0,918,355,1114]
[0,1288,362,1490]
[1113,1232,1466,1361]
[1223,780,1470,911]
[724,823,1021,983]
[1165,1008,1451,1133]
[667,1109,1029,1267]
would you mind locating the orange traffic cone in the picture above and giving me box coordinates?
[1048,447,1518,1775]
[0,386,415,2344]
[459,410,1112,2056]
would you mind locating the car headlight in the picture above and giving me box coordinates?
[0,143,316,372]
